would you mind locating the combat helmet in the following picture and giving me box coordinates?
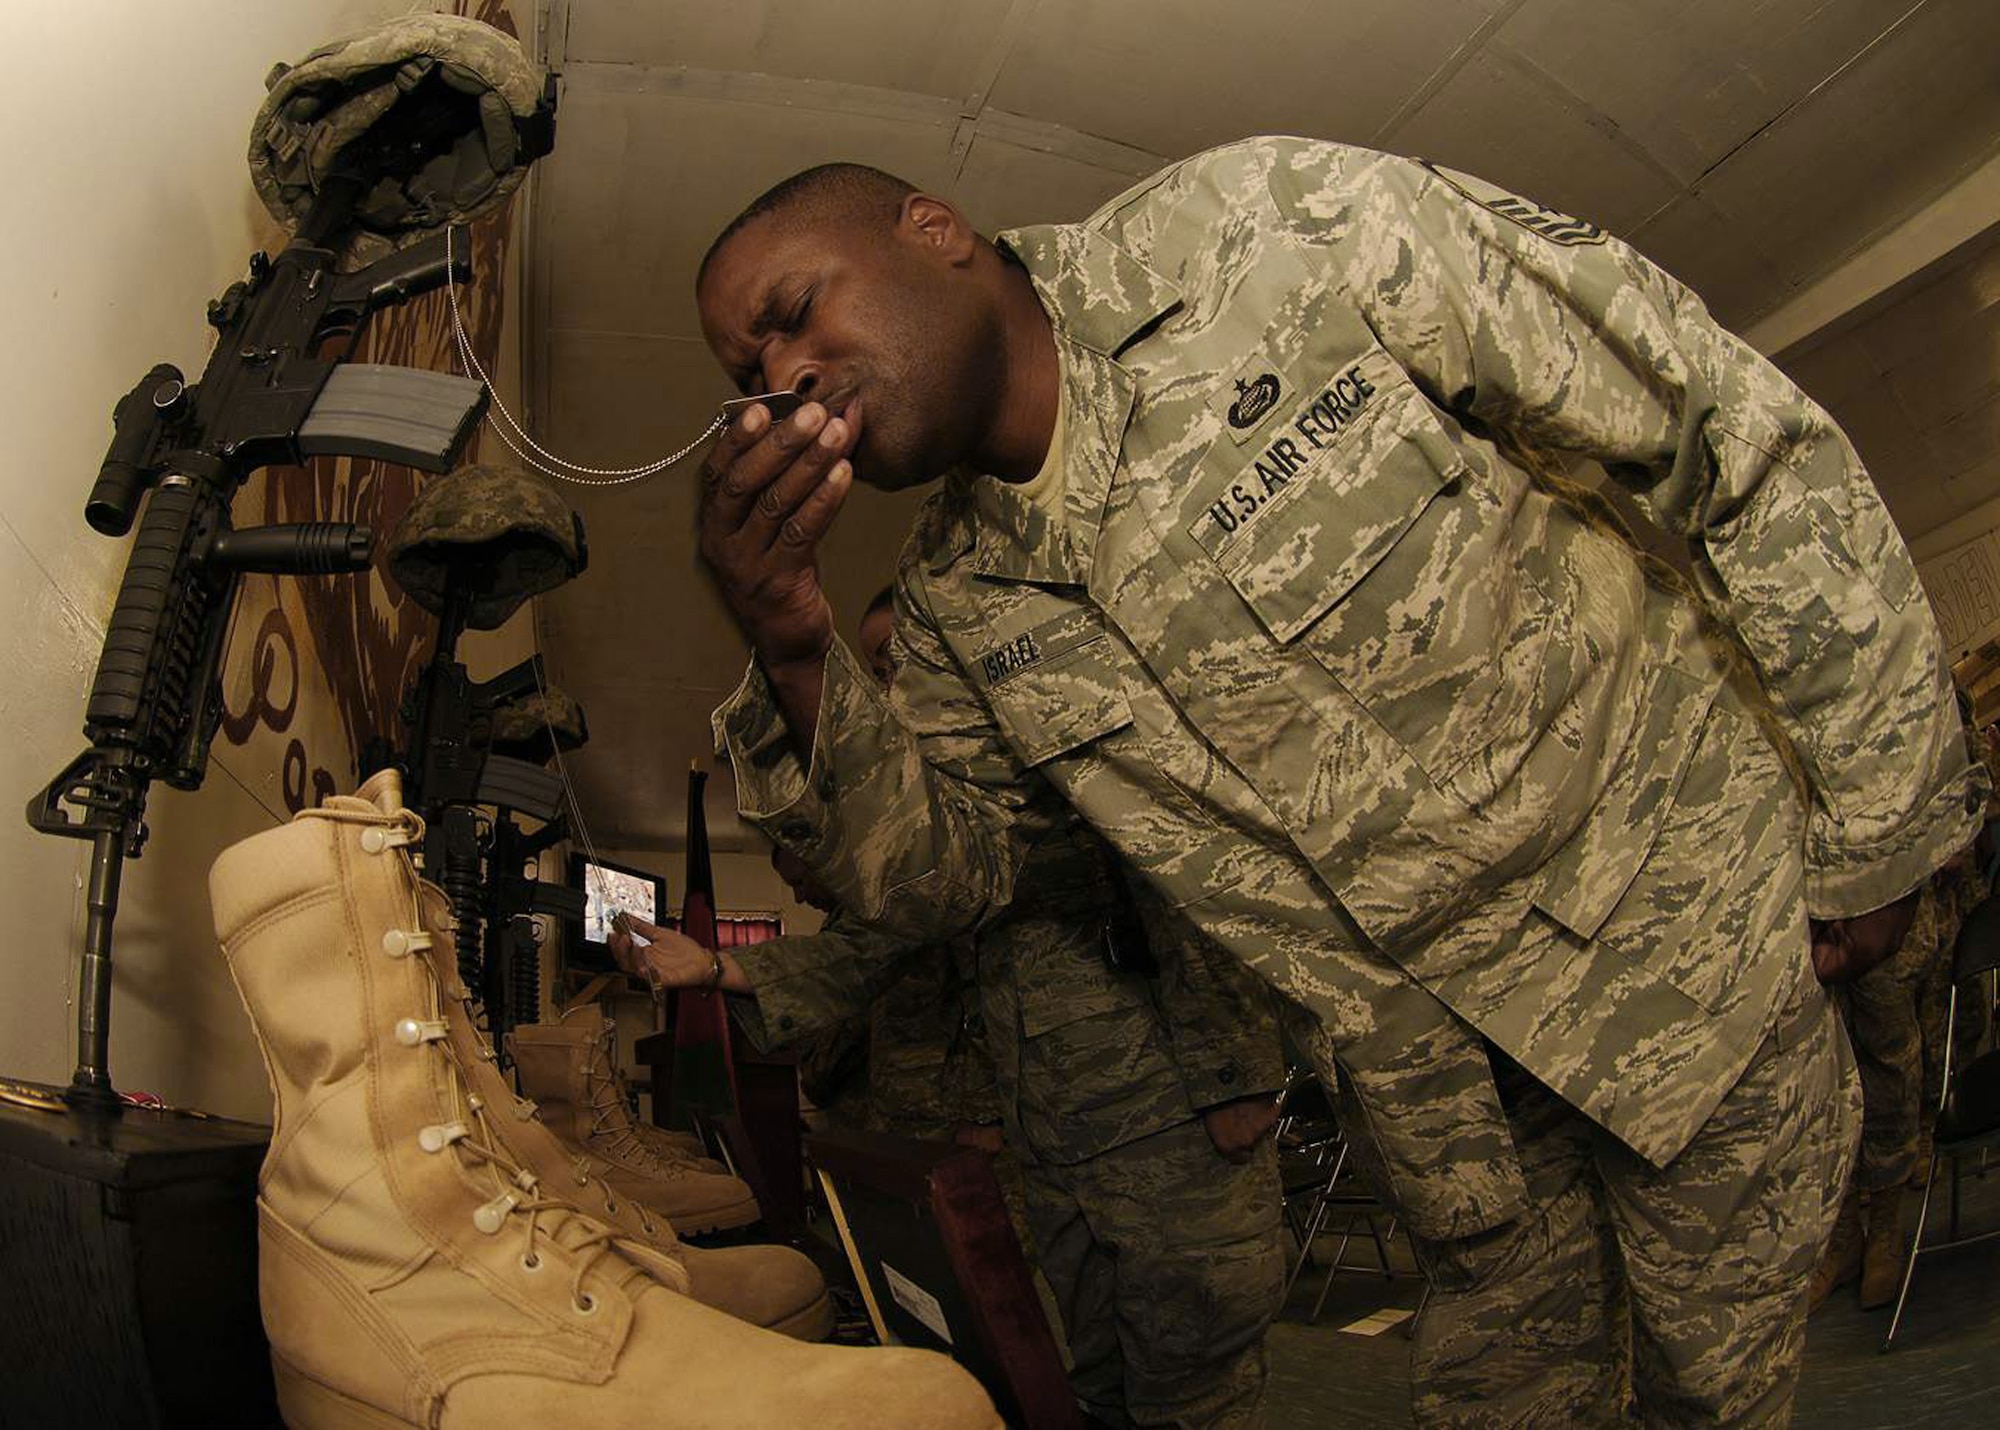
[386,463,586,630]
[488,685,590,766]
[249,13,555,262]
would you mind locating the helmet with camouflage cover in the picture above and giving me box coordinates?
[386,463,586,630]
[489,686,589,765]
[249,13,555,263]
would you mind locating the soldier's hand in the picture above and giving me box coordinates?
[696,400,859,674]
[608,916,754,995]
[1202,1094,1282,1164]
[1809,888,1921,984]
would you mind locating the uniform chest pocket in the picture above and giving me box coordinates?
[1187,345,1539,794]
[976,607,1135,768]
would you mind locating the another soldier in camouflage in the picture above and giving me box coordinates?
[617,595,1290,1428]
[689,141,1984,1423]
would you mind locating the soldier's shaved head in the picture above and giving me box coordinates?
[698,163,918,289]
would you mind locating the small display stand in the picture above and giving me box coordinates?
[807,1128,1080,1429]
[0,1080,277,1428]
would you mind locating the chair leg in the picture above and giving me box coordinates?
[1283,1192,1333,1302]
[1882,1151,1941,1352]
[1366,1211,1392,1280]
[1309,1217,1363,1324]
[1406,1271,1433,1340]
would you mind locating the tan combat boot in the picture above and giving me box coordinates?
[1807,1184,1863,1314]
[210,777,1000,1430]
[509,1004,759,1232]
[407,852,832,1340]
[1859,1184,1907,1310]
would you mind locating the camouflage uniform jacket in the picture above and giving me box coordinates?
[734,822,1287,1164]
[716,138,1981,1237]
[744,911,999,1135]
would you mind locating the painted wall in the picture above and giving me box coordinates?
[0,1,533,1120]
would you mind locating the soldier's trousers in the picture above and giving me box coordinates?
[1023,1117,1286,1429]
[1836,884,1946,1190]
[1408,970,1858,1428]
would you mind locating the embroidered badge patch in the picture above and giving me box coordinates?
[1228,373,1282,430]
[1421,160,1606,247]
[1220,368,1286,444]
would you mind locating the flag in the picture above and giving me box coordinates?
[669,765,738,1125]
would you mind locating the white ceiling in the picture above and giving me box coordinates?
[523,0,2000,856]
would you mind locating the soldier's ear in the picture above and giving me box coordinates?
[901,193,977,266]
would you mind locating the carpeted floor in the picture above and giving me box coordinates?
[1262,1158,2000,1428]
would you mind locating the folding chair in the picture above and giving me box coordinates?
[1882,893,2000,1350]
[1273,1068,1413,1324]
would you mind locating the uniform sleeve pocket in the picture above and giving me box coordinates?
[978,609,1135,767]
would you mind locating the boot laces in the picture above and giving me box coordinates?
[305,802,652,1311]
[582,1031,676,1172]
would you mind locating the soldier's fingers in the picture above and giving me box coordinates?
[737,416,858,558]
[768,458,854,562]
[699,403,830,537]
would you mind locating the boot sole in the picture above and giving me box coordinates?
[670,1196,763,1234]
[273,1357,422,1429]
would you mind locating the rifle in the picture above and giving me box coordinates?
[384,578,585,1053]
[27,86,525,1112]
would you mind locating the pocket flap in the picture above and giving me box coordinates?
[1189,346,1464,644]
[977,608,1135,767]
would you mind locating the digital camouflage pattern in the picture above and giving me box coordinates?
[250,13,546,264]
[386,462,585,628]
[1027,1119,1284,1429]
[1836,883,1949,1191]
[717,138,1982,1244]
[732,820,1286,1425]
[488,684,589,756]
[735,822,1285,1163]
[1409,970,1856,1427]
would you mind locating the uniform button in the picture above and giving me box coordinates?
[1968,789,1983,815]
[1217,1066,1238,1086]
[778,1015,796,1031]
[778,821,812,844]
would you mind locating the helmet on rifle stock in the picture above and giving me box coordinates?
[250,13,554,262]
[489,686,589,764]
[386,463,586,630]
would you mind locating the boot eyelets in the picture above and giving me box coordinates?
[520,1252,543,1273]
[418,1121,468,1153]
[360,826,412,854]
[381,929,431,958]
[395,1018,448,1047]
[573,1293,598,1316]
[473,1191,519,1234]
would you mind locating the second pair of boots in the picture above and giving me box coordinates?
[1808,1182,1906,1314]
[509,1004,760,1237]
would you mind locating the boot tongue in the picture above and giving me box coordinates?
[356,767,407,814]
[557,1002,610,1034]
